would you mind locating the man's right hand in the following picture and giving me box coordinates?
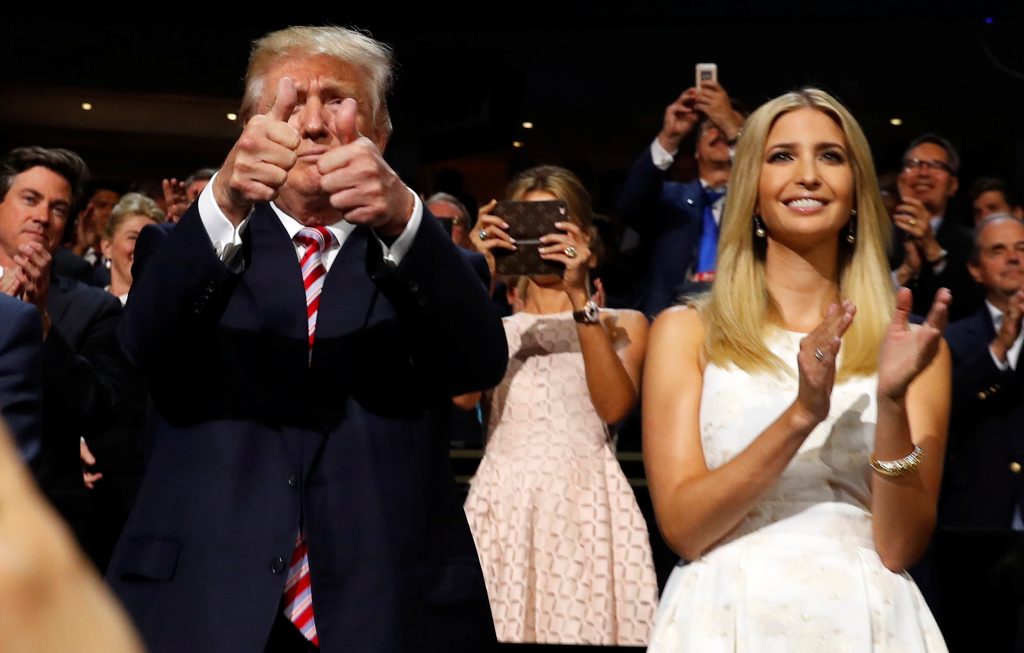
[161,178,189,224]
[213,76,301,225]
[991,287,1024,364]
[657,88,699,153]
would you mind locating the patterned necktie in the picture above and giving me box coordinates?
[283,225,334,647]
[695,186,726,276]
[295,226,334,351]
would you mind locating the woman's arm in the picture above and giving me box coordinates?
[575,308,648,424]
[870,288,952,571]
[643,304,854,560]
[539,222,646,423]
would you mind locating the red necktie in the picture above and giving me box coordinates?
[295,226,333,350]
[283,225,334,647]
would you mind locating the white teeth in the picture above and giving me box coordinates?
[786,198,824,209]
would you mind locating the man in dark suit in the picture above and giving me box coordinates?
[0,292,42,461]
[617,77,745,317]
[0,146,126,546]
[106,26,507,653]
[891,133,980,322]
[935,214,1024,650]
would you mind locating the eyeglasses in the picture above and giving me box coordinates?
[902,158,954,174]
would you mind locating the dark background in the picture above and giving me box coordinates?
[2,4,1023,222]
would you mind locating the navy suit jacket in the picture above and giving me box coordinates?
[39,275,125,515]
[892,217,981,322]
[107,204,506,653]
[0,293,42,461]
[617,148,708,317]
[940,308,1024,529]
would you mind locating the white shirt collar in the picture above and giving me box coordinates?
[269,202,355,248]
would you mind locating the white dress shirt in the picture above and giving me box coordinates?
[986,300,1024,371]
[197,172,423,270]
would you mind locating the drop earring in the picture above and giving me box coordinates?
[846,209,857,244]
[753,215,766,238]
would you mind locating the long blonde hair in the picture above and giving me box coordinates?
[697,88,893,380]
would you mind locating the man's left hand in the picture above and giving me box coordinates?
[694,80,744,141]
[317,98,413,238]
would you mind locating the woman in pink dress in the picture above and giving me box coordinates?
[462,165,658,645]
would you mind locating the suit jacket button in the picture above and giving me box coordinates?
[408,281,419,293]
[1011,462,1022,474]
[271,556,286,574]
[288,473,299,488]
[686,198,695,205]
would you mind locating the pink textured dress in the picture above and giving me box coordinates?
[463,310,659,645]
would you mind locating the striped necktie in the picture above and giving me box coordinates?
[295,226,334,351]
[283,225,334,647]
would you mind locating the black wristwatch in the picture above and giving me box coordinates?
[573,300,600,324]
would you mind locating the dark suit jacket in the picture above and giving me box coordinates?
[617,148,708,317]
[39,275,126,515]
[52,247,113,288]
[893,217,981,322]
[940,308,1024,529]
[107,204,507,653]
[0,293,42,461]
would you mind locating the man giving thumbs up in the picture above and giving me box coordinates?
[107,25,506,653]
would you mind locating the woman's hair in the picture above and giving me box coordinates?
[506,165,593,228]
[696,88,894,380]
[104,193,165,240]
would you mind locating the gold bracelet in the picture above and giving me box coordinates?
[869,445,924,477]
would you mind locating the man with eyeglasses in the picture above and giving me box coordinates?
[892,133,980,321]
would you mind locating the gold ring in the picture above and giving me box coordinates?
[478,229,488,240]
[564,246,577,258]
[908,219,917,227]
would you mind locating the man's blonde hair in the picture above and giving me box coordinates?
[240,25,395,135]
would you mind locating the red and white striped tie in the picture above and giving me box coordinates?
[283,225,334,647]
[283,533,318,645]
[295,226,334,351]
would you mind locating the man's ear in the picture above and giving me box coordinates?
[967,261,983,285]
[372,125,390,153]
[947,176,960,198]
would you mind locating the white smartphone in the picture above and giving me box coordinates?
[696,63,718,88]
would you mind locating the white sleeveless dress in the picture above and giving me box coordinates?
[648,330,947,652]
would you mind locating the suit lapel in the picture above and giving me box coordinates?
[243,205,309,343]
[45,275,74,328]
[313,226,374,342]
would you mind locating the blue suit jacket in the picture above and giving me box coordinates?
[940,308,1024,529]
[617,148,708,317]
[106,204,506,653]
[0,293,42,461]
